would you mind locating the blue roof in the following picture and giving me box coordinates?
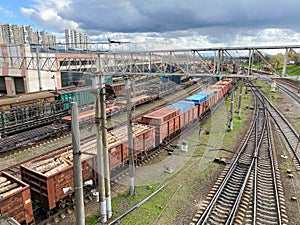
[167,101,195,114]
[185,94,207,104]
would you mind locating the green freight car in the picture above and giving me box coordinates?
[56,87,95,109]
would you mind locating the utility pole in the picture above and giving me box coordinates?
[125,76,135,196]
[71,102,85,225]
[248,49,254,76]
[99,74,112,218]
[94,72,107,223]
[282,47,289,76]
[228,82,235,131]
[36,46,43,90]
[237,80,243,119]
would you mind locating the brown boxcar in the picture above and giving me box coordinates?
[0,172,34,225]
[178,106,198,128]
[139,108,179,146]
[20,147,97,210]
[108,124,155,170]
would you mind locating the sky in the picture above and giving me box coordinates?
[1,0,300,51]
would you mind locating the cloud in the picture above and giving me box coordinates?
[19,0,300,49]
[20,0,79,32]
[21,0,300,33]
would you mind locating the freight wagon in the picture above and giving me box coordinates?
[0,172,34,225]
[108,124,155,171]
[20,145,97,210]
[56,86,95,110]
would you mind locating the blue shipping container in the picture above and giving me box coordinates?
[185,94,207,105]
[197,90,214,99]
[167,101,195,114]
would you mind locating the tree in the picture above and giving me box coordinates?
[270,53,284,70]
[288,49,299,63]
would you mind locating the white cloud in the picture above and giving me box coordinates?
[20,0,78,32]
[20,0,300,49]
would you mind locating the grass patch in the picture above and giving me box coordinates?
[256,80,283,100]
[279,65,300,76]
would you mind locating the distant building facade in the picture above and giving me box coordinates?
[0,44,96,96]
[0,24,56,46]
[65,29,90,50]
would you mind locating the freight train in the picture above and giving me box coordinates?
[0,78,232,225]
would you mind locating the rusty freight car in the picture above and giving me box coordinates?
[20,146,97,211]
[139,108,180,146]
[107,124,155,171]
[0,172,34,225]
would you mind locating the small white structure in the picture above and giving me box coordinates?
[271,80,277,92]
[181,140,188,152]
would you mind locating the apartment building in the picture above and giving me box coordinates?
[0,24,56,46]
[65,29,90,50]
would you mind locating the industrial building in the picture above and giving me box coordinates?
[0,44,95,96]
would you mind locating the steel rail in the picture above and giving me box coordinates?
[277,83,300,104]
[196,87,260,225]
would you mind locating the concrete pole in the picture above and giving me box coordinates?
[99,75,112,219]
[237,80,243,119]
[95,88,107,223]
[125,77,135,196]
[282,48,289,76]
[248,49,253,76]
[95,54,107,222]
[36,47,43,90]
[216,50,221,75]
[228,82,235,131]
[71,102,85,225]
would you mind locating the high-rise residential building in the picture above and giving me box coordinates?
[0,24,56,46]
[65,29,90,50]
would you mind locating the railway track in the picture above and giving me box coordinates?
[191,84,287,224]
[0,123,69,154]
[275,78,300,94]
[262,89,300,170]
[277,83,300,105]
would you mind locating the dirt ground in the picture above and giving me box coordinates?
[271,88,300,225]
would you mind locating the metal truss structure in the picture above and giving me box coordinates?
[1,44,300,79]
